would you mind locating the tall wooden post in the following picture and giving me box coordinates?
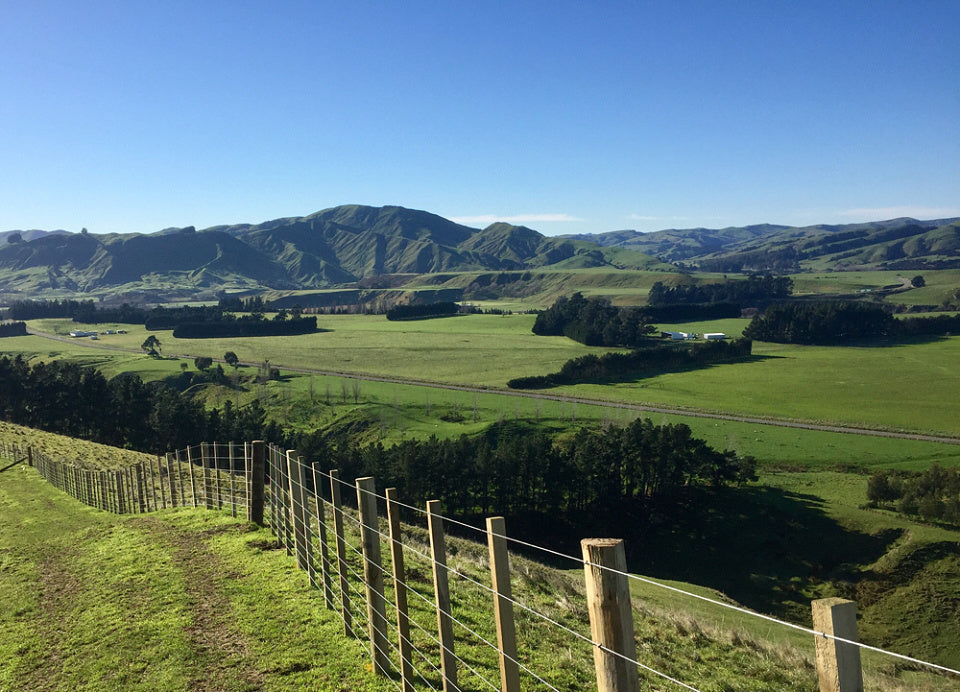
[386,488,414,692]
[201,442,214,509]
[166,453,178,507]
[248,441,266,526]
[582,538,639,692]
[158,457,168,509]
[812,598,863,692]
[311,464,334,609]
[175,449,186,506]
[213,442,223,509]
[487,516,520,692]
[330,469,352,636]
[427,500,458,692]
[285,450,312,576]
[356,477,390,677]
[187,446,198,507]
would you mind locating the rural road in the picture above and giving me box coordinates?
[25,327,960,446]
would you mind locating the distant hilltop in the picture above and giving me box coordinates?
[1,205,958,297]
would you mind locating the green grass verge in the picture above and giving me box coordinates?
[0,466,389,692]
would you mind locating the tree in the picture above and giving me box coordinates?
[194,356,213,371]
[911,275,926,288]
[6,233,21,244]
[223,351,239,368]
[141,334,161,357]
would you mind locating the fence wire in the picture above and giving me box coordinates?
[13,439,960,691]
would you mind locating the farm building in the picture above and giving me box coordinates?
[69,330,96,338]
[661,331,697,340]
[703,333,727,340]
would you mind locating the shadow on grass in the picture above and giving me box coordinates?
[623,485,898,623]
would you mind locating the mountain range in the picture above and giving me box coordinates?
[1,205,958,298]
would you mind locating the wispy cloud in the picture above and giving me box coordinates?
[449,213,582,226]
[839,206,960,221]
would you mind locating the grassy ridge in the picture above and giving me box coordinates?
[0,461,388,692]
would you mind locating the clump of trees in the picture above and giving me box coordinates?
[744,301,960,345]
[386,302,460,321]
[509,338,752,389]
[647,275,793,306]
[0,355,283,453]
[0,321,27,337]
[301,418,756,523]
[172,313,317,338]
[867,465,960,524]
[532,293,655,347]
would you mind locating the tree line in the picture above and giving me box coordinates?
[385,302,460,321]
[743,301,960,345]
[0,355,283,454]
[867,465,960,524]
[532,293,656,347]
[299,418,756,527]
[647,275,793,306]
[508,338,753,389]
[0,353,757,541]
[0,321,27,337]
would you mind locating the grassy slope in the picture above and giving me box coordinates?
[4,443,958,691]
[0,461,389,692]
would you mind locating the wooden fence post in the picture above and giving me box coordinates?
[286,450,313,577]
[487,516,521,692]
[330,469,353,636]
[812,598,863,692]
[27,447,33,467]
[158,457,168,509]
[311,464,334,609]
[176,449,186,506]
[427,499,458,692]
[229,442,237,517]
[187,446,198,507]
[115,470,126,514]
[135,464,147,513]
[202,442,214,509]
[166,453,178,508]
[356,477,390,677]
[386,488,414,692]
[582,538,639,692]
[213,442,223,509]
[248,441,266,525]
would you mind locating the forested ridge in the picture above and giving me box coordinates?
[0,354,755,538]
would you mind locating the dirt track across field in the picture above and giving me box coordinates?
[26,327,960,446]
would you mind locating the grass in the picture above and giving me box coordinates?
[4,441,959,691]
[13,312,960,437]
[0,461,390,692]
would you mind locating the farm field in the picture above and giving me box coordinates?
[15,312,960,439]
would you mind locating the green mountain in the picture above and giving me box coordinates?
[0,205,667,297]
[565,217,960,272]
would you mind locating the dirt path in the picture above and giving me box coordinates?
[128,516,265,692]
[26,327,960,446]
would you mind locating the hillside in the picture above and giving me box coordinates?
[4,433,959,691]
[565,217,960,272]
[0,205,668,298]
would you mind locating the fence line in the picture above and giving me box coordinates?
[5,439,958,692]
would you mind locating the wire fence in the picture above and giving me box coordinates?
[6,438,960,692]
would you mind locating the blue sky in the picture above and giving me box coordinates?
[2,1,958,236]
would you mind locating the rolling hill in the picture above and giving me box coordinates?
[564,217,960,272]
[0,205,668,297]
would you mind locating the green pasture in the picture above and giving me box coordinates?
[6,313,960,467]
[25,313,960,439]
